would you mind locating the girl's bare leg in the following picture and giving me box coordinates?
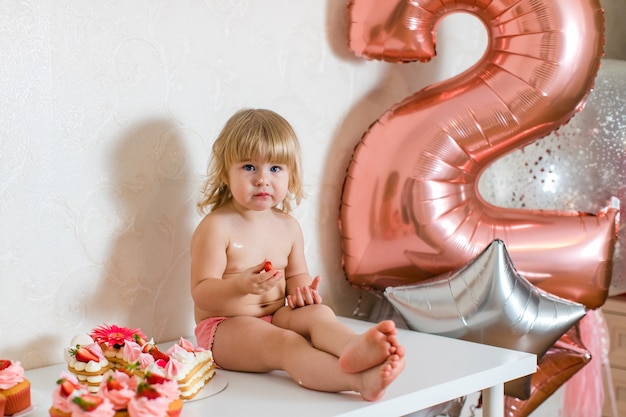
[211,316,404,400]
[273,305,405,373]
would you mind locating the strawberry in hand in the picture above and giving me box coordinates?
[263,260,273,272]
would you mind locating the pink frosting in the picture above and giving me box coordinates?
[128,396,170,417]
[164,358,182,378]
[123,341,155,370]
[154,353,182,378]
[69,396,115,417]
[98,370,137,411]
[0,360,25,389]
[179,337,205,352]
[152,379,181,402]
[142,365,182,401]
[122,340,142,363]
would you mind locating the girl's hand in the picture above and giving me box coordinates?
[286,276,322,308]
[239,261,283,295]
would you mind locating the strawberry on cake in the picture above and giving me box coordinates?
[65,336,111,393]
[70,391,115,417]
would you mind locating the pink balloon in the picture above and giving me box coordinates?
[504,324,591,417]
[479,59,626,297]
[339,0,618,309]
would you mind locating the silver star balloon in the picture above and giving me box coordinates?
[384,239,587,400]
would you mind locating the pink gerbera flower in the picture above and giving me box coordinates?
[90,324,147,349]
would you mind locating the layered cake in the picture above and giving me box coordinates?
[65,335,111,393]
[0,359,31,415]
[164,338,215,400]
[65,325,215,401]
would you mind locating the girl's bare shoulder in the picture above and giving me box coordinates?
[271,208,300,225]
[192,205,236,241]
[269,209,303,240]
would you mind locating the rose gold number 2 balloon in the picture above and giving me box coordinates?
[339,0,619,309]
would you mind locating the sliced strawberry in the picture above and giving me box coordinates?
[263,261,273,272]
[106,377,124,391]
[149,346,169,363]
[58,379,78,397]
[133,334,148,346]
[74,346,99,363]
[73,394,104,411]
[137,383,160,400]
[0,360,11,371]
[145,373,167,385]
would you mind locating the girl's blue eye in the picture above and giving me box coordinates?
[270,165,281,173]
[243,164,255,172]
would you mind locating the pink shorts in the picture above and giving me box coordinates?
[194,315,273,369]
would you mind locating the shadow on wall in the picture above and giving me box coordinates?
[318,0,457,318]
[87,120,196,342]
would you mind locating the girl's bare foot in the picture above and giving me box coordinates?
[359,353,405,402]
[339,320,405,373]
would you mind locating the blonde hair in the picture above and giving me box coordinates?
[197,108,304,214]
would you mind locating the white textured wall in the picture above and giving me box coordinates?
[0,4,623,417]
[0,1,485,369]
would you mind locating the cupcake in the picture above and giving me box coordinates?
[51,372,124,417]
[127,371,182,417]
[0,392,7,416]
[97,370,138,417]
[0,359,31,415]
[49,373,84,417]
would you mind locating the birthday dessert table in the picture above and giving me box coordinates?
[22,317,536,417]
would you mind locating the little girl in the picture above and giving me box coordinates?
[191,108,405,401]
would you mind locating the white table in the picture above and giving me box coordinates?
[24,317,535,417]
